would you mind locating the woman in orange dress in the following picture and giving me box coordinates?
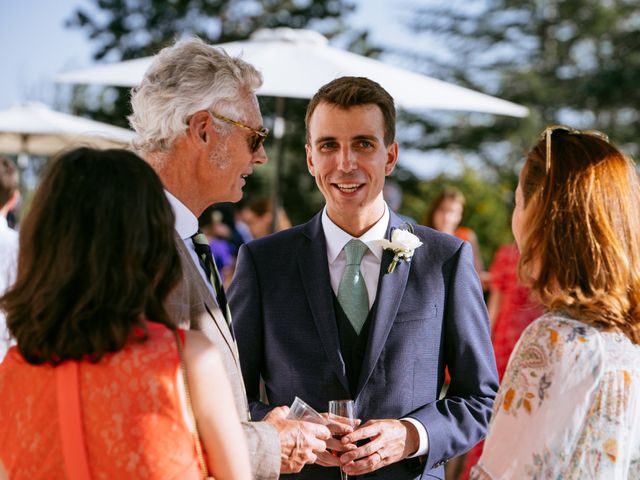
[423,187,488,287]
[0,147,251,479]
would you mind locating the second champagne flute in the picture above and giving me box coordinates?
[328,399,356,480]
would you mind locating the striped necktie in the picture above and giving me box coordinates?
[191,231,232,327]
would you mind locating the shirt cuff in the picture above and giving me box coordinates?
[401,417,429,458]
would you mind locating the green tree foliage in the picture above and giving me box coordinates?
[392,165,513,267]
[68,0,356,60]
[392,0,640,265]
[408,0,640,163]
[247,96,326,224]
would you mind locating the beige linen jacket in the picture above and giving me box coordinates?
[167,236,280,479]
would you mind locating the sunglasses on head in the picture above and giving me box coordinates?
[540,124,609,173]
[209,111,269,153]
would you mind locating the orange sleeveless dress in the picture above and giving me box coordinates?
[0,322,201,479]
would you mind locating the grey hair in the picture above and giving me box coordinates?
[129,37,263,152]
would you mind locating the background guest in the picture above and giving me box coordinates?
[485,243,543,378]
[0,157,19,362]
[198,205,237,287]
[423,187,488,287]
[473,127,640,478]
[383,179,416,224]
[0,147,251,479]
[239,197,292,240]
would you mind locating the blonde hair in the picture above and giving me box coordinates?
[518,130,640,344]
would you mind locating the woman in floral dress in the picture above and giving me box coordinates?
[472,126,640,479]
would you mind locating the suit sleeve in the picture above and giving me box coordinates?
[409,241,499,470]
[241,421,281,480]
[172,243,281,479]
[228,243,274,420]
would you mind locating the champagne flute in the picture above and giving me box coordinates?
[328,399,356,480]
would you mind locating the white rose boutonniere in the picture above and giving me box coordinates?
[378,227,423,273]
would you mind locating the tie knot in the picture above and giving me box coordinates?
[344,239,368,265]
[191,231,207,245]
[191,232,211,255]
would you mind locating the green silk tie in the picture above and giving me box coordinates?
[337,239,370,334]
[191,232,232,327]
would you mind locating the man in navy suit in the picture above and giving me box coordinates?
[228,76,498,479]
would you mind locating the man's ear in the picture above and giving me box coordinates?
[305,144,315,176]
[186,111,213,145]
[384,142,399,176]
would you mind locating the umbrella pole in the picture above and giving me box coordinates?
[17,134,30,169]
[270,97,286,234]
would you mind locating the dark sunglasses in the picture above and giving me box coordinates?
[209,111,269,153]
[541,124,609,173]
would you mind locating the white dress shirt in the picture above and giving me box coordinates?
[321,204,429,458]
[0,216,18,362]
[322,206,388,310]
[165,191,217,300]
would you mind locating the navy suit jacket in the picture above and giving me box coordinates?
[229,211,498,479]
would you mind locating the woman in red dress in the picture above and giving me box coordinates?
[487,244,544,378]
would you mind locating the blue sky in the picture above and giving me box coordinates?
[0,0,92,110]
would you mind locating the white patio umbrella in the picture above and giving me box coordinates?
[56,28,528,117]
[0,102,135,156]
[56,28,528,229]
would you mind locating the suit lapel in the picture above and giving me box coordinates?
[356,213,411,395]
[298,213,350,394]
[175,235,237,356]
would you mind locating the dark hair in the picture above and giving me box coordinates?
[0,156,18,207]
[519,130,640,344]
[422,187,465,228]
[305,76,396,145]
[244,197,273,217]
[241,197,291,235]
[1,147,182,364]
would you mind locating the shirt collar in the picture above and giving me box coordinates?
[322,204,389,264]
[0,216,8,231]
[165,190,198,240]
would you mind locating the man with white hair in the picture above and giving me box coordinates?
[129,37,332,479]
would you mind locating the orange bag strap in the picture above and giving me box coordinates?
[56,361,93,480]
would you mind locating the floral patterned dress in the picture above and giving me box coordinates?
[471,314,640,479]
